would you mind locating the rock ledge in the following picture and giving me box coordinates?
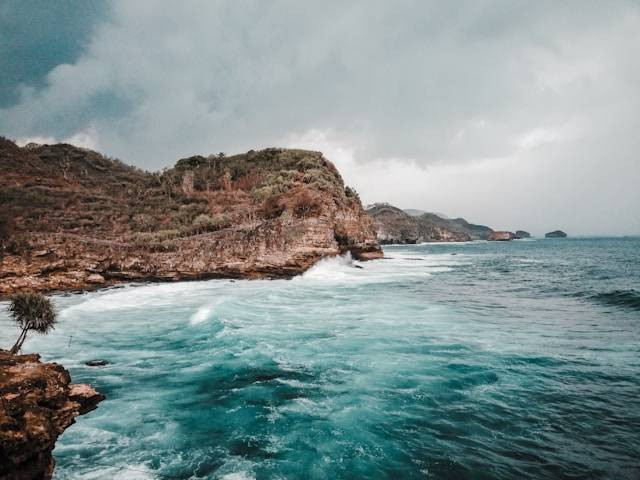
[0,351,104,480]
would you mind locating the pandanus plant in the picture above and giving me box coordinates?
[8,293,57,354]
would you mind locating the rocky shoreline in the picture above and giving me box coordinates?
[0,351,104,480]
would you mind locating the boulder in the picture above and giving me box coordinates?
[85,273,105,284]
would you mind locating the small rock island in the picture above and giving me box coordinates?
[488,231,516,241]
[545,230,568,238]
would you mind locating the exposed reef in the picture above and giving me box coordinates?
[0,351,104,480]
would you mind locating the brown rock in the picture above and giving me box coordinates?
[488,231,515,241]
[0,351,104,480]
[85,273,105,284]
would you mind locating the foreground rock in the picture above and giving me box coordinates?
[366,203,495,244]
[488,231,516,241]
[0,351,104,480]
[545,230,567,238]
[0,139,381,295]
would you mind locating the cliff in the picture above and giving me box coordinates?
[366,203,495,244]
[0,138,381,295]
[0,351,104,480]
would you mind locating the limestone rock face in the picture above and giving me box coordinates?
[0,140,381,296]
[0,351,104,480]
[488,231,515,241]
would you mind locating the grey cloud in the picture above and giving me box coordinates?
[0,0,638,234]
[0,0,109,107]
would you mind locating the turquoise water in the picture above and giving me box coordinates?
[1,238,639,479]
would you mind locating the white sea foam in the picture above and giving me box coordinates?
[70,464,154,479]
[296,250,463,286]
[220,472,256,480]
[190,305,213,324]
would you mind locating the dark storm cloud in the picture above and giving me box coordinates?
[0,0,109,107]
[0,0,638,234]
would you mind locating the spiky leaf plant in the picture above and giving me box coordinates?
[8,293,56,354]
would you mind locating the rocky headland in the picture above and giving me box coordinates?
[366,203,495,244]
[0,138,381,296]
[0,351,104,480]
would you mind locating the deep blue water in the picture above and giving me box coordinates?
[1,237,639,479]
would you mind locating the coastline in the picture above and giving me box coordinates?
[0,249,384,300]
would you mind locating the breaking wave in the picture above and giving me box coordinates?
[590,289,640,311]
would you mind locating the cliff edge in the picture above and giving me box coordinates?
[0,351,104,480]
[0,139,381,295]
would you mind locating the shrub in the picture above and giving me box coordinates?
[130,230,180,246]
[173,203,209,227]
[191,214,216,233]
[345,186,360,201]
[259,194,286,219]
[290,187,322,218]
[132,213,155,232]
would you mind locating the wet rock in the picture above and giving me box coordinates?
[0,351,104,480]
[85,359,109,367]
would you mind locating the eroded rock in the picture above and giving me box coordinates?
[488,231,515,241]
[0,351,104,480]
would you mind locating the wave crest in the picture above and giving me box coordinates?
[590,289,640,311]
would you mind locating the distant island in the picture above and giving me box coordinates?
[545,230,568,238]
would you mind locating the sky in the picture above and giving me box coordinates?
[1,0,639,236]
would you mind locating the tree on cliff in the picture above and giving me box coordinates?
[7,293,57,354]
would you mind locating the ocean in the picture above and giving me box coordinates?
[1,237,639,479]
